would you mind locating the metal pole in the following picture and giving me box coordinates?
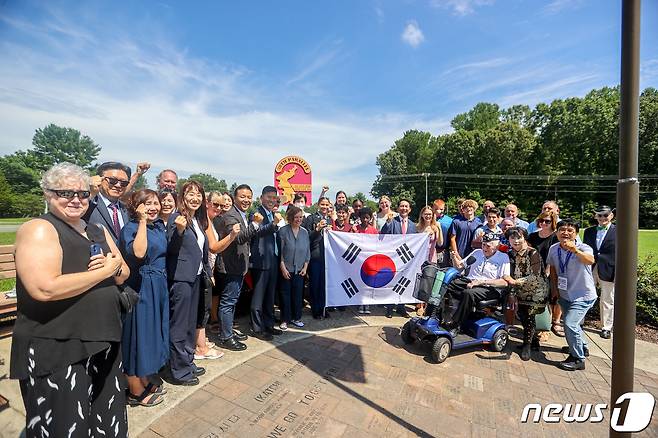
[610,1,640,437]
[424,173,428,207]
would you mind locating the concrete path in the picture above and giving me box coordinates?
[1,308,657,437]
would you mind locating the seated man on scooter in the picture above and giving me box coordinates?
[443,232,510,334]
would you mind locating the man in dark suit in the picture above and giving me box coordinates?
[214,184,271,351]
[249,186,284,340]
[83,162,131,245]
[380,198,416,318]
[583,205,616,339]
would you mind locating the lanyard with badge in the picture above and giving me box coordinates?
[557,247,573,291]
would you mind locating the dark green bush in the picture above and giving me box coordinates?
[637,255,658,326]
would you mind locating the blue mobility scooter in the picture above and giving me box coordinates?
[401,262,508,364]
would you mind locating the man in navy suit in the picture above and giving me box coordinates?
[380,198,416,318]
[83,161,130,245]
[583,205,617,339]
[249,186,284,340]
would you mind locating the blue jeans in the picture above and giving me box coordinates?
[280,274,304,322]
[558,297,595,360]
[218,274,244,341]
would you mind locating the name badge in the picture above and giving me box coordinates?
[558,276,568,291]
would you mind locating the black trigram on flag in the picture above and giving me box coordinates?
[341,277,360,298]
[392,276,411,295]
[341,243,361,264]
[396,243,414,264]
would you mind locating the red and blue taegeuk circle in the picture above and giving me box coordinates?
[360,254,396,288]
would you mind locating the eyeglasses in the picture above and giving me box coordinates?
[211,202,224,209]
[596,213,610,218]
[539,219,552,225]
[47,189,91,199]
[104,177,129,187]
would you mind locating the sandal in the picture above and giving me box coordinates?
[127,388,164,407]
[145,382,167,395]
[194,348,224,360]
[551,322,566,338]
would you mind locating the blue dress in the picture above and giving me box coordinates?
[120,219,170,377]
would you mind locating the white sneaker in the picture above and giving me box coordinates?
[291,320,305,328]
[279,322,288,331]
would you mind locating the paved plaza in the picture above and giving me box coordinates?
[2,310,658,437]
[136,322,657,438]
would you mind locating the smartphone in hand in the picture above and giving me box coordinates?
[90,243,103,257]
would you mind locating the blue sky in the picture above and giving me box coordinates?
[0,0,657,198]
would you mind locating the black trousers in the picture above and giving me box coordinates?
[169,275,201,381]
[250,267,277,333]
[518,304,537,345]
[20,343,127,438]
[446,277,501,327]
[197,274,211,329]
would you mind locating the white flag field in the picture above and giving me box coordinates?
[324,231,430,307]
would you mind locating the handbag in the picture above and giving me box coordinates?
[118,284,140,313]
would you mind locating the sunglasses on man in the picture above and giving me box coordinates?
[47,189,91,199]
[104,177,130,187]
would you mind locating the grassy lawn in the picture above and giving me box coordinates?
[0,278,15,292]
[0,232,17,245]
[0,217,31,224]
[639,230,658,263]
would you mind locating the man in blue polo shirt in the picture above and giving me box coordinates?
[448,199,482,259]
[547,218,597,371]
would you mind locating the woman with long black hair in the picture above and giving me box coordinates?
[166,181,212,385]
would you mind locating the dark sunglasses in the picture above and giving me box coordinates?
[48,189,91,199]
[596,213,610,218]
[104,177,129,187]
[539,219,552,224]
[211,202,224,208]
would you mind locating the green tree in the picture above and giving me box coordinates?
[0,153,41,195]
[31,124,101,171]
[177,173,228,193]
[0,171,13,216]
[451,102,501,131]
[132,174,149,190]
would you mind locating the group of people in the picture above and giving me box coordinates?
[436,198,616,371]
[10,160,617,437]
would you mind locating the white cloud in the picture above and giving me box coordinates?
[497,73,600,107]
[286,40,343,86]
[401,21,425,48]
[0,8,444,199]
[430,0,494,16]
[441,57,512,76]
[543,0,585,15]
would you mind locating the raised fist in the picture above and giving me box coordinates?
[136,203,148,221]
[274,212,283,223]
[174,214,187,233]
[322,185,329,192]
[136,162,151,175]
[230,223,241,237]
[253,212,264,223]
[386,211,395,222]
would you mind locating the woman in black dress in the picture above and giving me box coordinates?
[11,162,131,437]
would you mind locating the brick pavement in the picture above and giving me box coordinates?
[138,325,658,438]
